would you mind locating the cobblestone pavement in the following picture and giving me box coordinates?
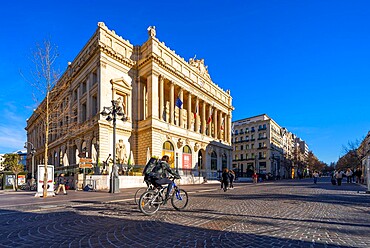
[0,178,370,248]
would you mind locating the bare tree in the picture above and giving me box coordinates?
[27,40,61,197]
[339,139,364,170]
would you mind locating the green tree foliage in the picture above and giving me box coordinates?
[3,154,20,171]
[306,151,326,173]
[3,154,24,191]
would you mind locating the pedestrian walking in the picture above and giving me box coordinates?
[252,171,258,183]
[335,170,344,186]
[55,173,67,195]
[313,171,319,184]
[221,168,230,192]
[346,168,353,183]
[355,167,362,184]
[229,170,235,189]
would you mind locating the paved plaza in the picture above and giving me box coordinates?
[0,178,370,248]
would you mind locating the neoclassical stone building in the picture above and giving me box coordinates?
[25,22,234,182]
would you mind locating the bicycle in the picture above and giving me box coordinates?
[138,177,188,215]
[134,183,155,205]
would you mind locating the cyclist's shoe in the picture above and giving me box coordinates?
[163,199,168,205]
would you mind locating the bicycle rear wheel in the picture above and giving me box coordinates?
[171,188,188,211]
[134,188,146,205]
[139,190,161,215]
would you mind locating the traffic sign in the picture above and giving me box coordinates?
[79,158,93,168]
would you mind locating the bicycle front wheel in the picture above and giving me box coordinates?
[139,190,161,215]
[134,187,147,205]
[171,188,188,211]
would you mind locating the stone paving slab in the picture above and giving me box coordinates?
[0,178,369,247]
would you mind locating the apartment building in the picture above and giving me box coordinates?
[232,114,308,178]
[25,23,234,184]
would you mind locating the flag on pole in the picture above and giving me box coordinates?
[231,123,235,134]
[194,101,198,119]
[220,117,224,130]
[175,91,183,109]
[207,108,213,124]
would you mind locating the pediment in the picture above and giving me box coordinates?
[110,77,132,92]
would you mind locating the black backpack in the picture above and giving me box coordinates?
[142,158,159,179]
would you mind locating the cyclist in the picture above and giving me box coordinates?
[149,155,180,204]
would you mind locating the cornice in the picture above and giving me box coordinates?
[98,41,135,68]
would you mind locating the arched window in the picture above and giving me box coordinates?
[59,150,63,166]
[162,141,175,168]
[54,151,58,166]
[182,145,192,170]
[222,153,227,169]
[211,151,217,171]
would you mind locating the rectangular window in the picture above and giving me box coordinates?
[92,71,98,85]
[73,89,78,102]
[81,103,87,122]
[82,81,87,94]
[240,145,243,150]
[73,109,77,123]
[92,95,98,116]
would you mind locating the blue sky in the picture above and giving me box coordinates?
[0,0,369,164]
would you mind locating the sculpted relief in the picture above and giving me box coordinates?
[189,57,211,80]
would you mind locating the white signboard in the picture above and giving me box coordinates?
[35,165,55,197]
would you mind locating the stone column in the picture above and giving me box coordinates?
[195,97,199,133]
[214,109,218,139]
[187,92,192,130]
[159,76,164,121]
[201,101,206,134]
[170,82,174,125]
[147,73,159,119]
[217,112,221,140]
[179,89,184,128]
[208,105,212,137]
[227,114,232,143]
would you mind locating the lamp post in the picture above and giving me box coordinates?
[24,142,36,184]
[101,99,127,193]
[254,156,259,174]
[366,156,370,194]
[199,155,202,183]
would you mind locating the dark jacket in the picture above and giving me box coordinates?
[58,176,65,185]
[152,161,179,179]
[222,172,230,182]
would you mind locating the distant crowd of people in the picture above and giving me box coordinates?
[330,167,363,186]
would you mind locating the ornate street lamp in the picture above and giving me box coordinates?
[101,99,127,193]
[24,142,36,184]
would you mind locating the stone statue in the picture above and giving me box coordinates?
[147,26,156,37]
[188,57,210,79]
[116,139,127,164]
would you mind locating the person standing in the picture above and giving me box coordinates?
[313,171,319,184]
[55,173,67,195]
[355,168,362,184]
[221,168,230,192]
[229,170,235,189]
[252,171,258,183]
[335,170,344,186]
[346,168,353,183]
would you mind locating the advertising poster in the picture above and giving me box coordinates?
[182,154,192,170]
[5,175,14,186]
[35,165,54,197]
[18,175,26,185]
